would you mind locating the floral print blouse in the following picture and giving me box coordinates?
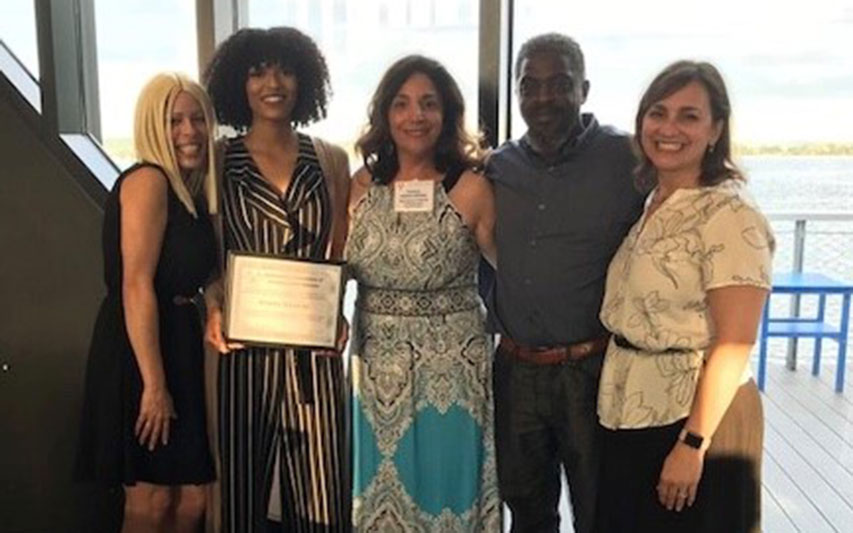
[598,180,775,430]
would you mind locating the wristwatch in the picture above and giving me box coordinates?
[678,428,710,451]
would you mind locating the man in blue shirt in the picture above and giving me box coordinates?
[487,33,644,532]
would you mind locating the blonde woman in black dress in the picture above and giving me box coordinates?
[76,72,218,533]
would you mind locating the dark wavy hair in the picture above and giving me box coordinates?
[203,27,330,130]
[634,60,743,191]
[356,54,484,185]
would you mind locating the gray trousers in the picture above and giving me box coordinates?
[493,345,603,533]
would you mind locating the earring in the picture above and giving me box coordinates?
[708,143,716,153]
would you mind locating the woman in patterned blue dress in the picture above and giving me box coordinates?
[346,55,500,531]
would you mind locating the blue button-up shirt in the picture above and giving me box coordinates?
[486,114,644,345]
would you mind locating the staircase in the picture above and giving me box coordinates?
[0,38,122,533]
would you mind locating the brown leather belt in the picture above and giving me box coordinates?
[499,335,610,365]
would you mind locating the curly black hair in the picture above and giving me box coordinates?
[203,27,330,130]
[356,54,483,185]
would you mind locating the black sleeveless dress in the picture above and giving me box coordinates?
[75,162,216,485]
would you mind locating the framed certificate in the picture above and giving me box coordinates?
[223,251,344,349]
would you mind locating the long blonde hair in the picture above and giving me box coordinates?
[133,72,218,216]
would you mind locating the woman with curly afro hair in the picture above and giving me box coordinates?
[203,27,350,533]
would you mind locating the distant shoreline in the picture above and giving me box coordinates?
[735,144,853,156]
[101,138,853,160]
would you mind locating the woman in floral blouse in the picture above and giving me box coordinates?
[595,61,774,533]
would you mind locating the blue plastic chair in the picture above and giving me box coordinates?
[757,272,852,393]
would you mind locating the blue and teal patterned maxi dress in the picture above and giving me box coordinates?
[345,181,501,531]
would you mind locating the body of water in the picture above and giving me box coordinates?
[743,155,853,214]
[741,156,853,354]
[739,156,852,276]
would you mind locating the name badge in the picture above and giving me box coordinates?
[394,180,435,213]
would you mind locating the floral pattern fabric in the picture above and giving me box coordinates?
[598,180,774,429]
[345,182,501,531]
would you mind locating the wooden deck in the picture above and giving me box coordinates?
[760,345,853,533]
[545,343,853,532]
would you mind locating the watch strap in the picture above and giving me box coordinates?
[679,428,710,451]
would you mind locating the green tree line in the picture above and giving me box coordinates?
[734,143,853,156]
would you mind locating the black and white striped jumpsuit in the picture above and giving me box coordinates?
[218,134,348,533]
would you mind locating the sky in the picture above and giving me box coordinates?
[513,0,853,144]
[2,0,852,146]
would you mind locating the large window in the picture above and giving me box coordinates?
[94,0,198,167]
[511,4,853,403]
[510,1,853,223]
[0,1,39,78]
[511,1,853,148]
[249,0,480,160]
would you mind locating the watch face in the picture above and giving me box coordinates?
[683,431,704,449]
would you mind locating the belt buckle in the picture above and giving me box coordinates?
[540,345,570,365]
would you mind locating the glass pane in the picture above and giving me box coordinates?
[511,0,853,237]
[0,41,41,112]
[249,0,480,161]
[0,0,40,78]
[94,0,198,169]
[60,133,120,189]
[510,1,853,154]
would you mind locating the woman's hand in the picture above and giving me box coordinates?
[656,286,766,512]
[205,307,244,354]
[135,386,176,451]
[657,441,705,511]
